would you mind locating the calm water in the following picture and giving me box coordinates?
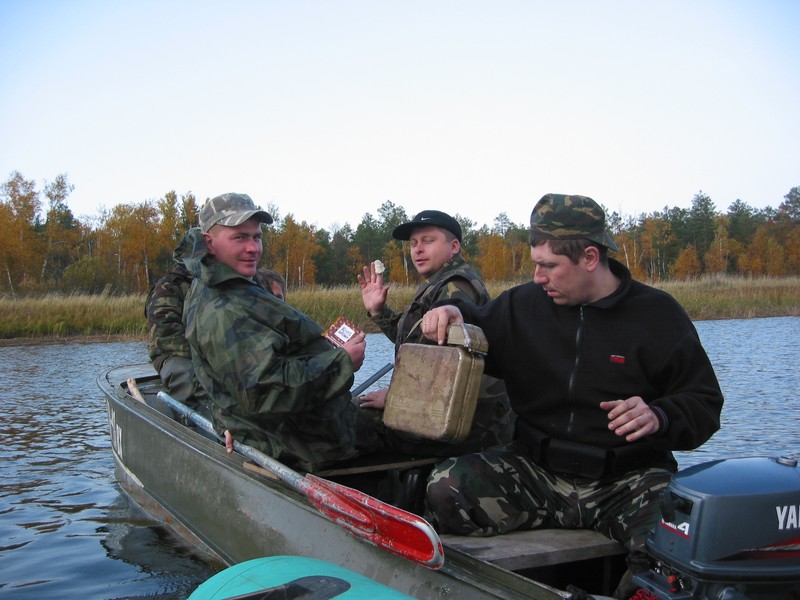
[0,317,798,598]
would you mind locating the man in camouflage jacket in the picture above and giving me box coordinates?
[184,193,366,473]
[145,227,205,407]
[357,210,514,455]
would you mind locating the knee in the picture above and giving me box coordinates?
[424,455,487,533]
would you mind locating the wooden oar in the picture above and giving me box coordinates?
[153,389,444,570]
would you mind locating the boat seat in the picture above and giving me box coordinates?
[314,455,440,477]
[440,528,625,571]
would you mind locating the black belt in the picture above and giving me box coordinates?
[515,421,654,479]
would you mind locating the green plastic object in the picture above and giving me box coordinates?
[189,555,415,599]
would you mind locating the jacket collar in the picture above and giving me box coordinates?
[586,258,632,309]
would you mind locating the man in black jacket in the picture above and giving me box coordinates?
[420,194,724,599]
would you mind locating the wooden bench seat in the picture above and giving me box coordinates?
[440,528,625,571]
[315,456,440,477]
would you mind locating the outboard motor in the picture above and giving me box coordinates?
[633,455,800,600]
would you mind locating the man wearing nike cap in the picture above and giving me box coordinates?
[184,193,367,473]
[357,209,513,456]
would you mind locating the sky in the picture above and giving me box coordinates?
[1,1,798,233]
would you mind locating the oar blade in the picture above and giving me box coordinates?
[306,474,445,569]
[155,390,445,569]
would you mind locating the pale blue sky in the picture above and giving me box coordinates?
[1,0,798,231]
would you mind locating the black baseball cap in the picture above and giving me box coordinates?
[392,210,462,242]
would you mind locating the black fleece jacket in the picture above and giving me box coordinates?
[447,259,723,473]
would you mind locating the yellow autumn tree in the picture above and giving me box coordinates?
[613,229,647,281]
[382,240,408,285]
[671,244,702,280]
[103,202,162,292]
[1,171,43,293]
[703,219,731,275]
[270,215,321,287]
[475,234,513,281]
[639,217,673,281]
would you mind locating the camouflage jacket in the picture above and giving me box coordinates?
[369,254,514,455]
[183,251,359,472]
[371,254,490,352]
[145,228,204,372]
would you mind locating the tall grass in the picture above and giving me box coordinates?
[657,275,800,321]
[0,292,146,340]
[1,275,798,343]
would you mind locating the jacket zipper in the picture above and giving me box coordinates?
[566,305,584,438]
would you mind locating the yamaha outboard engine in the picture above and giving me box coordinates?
[633,456,800,600]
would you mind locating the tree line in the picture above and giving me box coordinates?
[1,170,799,296]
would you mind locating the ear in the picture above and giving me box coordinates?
[203,231,215,255]
[451,238,461,255]
[583,245,601,271]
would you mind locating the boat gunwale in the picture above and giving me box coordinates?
[98,363,583,600]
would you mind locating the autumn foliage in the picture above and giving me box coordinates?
[2,170,800,297]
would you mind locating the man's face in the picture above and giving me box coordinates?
[531,242,592,306]
[408,226,459,278]
[204,218,263,277]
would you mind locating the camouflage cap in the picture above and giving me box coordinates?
[529,193,618,251]
[199,193,273,233]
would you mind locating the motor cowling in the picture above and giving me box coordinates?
[633,456,800,600]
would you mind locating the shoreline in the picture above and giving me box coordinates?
[1,312,798,348]
[0,334,147,347]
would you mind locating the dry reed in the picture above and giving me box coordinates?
[1,275,798,342]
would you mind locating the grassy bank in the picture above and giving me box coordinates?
[1,275,799,344]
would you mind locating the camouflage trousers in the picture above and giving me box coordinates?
[424,445,671,553]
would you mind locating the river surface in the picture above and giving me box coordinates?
[0,316,798,598]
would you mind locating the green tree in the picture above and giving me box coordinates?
[688,191,717,263]
[62,256,113,293]
[39,173,79,285]
[726,199,761,248]
[778,186,800,223]
[456,214,479,263]
[352,212,383,265]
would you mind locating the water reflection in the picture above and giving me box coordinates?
[0,341,219,599]
[676,316,800,467]
[0,318,798,598]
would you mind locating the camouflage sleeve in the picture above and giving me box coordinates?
[370,305,403,343]
[437,277,485,305]
[194,290,355,417]
[145,275,191,372]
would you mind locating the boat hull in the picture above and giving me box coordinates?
[100,365,563,600]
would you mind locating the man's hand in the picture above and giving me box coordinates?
[342,331,367,371]
[600,396,660,442]
[357,386,388,409]
[420,305,464,345]
[357,263,389,316]
[224,430,234,453]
